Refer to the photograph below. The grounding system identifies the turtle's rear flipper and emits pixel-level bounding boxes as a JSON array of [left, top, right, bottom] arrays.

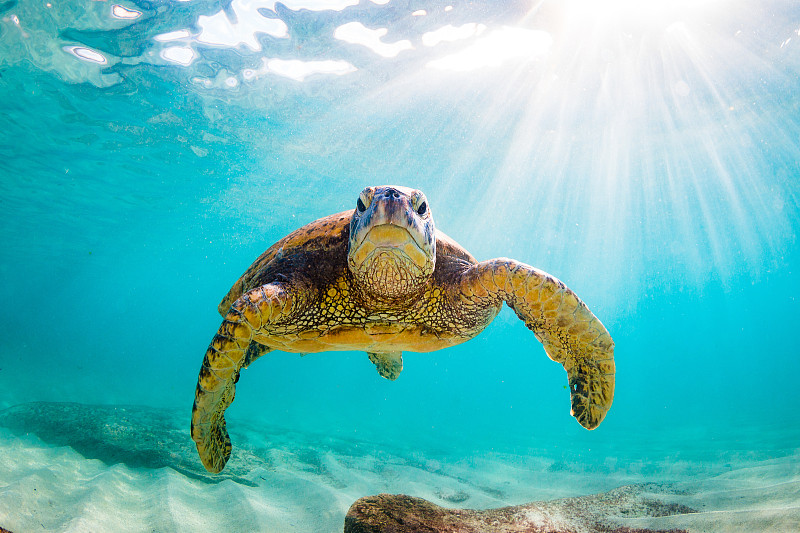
[[368, 351, 403, 380]]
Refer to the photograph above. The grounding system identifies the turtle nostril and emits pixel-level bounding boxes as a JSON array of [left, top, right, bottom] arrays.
[[384, 188, 399, 199]]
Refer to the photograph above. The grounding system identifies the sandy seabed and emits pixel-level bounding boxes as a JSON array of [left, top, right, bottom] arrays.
[[0, 402, 797, 533]]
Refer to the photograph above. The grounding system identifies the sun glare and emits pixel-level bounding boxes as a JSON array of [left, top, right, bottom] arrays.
[[427, 26, 551, 71], [562, 0, 732, 26], [412, 0, 793, 299]]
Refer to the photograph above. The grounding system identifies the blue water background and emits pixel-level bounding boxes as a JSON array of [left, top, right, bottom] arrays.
[[1, 0, 798, 465]]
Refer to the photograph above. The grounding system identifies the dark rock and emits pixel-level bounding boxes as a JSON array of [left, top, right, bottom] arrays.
[[345, 488, 694, 533]]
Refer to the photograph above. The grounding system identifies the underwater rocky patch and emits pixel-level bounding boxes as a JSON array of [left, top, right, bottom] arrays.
[[0, 402, 262, 486], [0, 401, 523, 498], [345, 487, 695, 533]]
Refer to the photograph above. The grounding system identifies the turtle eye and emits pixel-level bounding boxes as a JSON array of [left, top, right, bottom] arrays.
[[417, 201, 427, 216], [356, 197, 367, 212]]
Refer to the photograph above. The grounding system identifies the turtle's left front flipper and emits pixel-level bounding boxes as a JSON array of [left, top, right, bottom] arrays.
[[461, 259, 615, 429]]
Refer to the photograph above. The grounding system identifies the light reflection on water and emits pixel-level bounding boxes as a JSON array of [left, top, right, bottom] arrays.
[[1, 1, 797, 286], [110, 4, 142, 21], [63, 45, 108, 64]]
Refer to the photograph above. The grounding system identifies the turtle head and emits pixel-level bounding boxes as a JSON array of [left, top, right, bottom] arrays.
[[348, 185, 436, 299]]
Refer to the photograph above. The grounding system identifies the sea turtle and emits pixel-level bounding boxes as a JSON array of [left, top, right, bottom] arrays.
[[191, 185, 615, 473]]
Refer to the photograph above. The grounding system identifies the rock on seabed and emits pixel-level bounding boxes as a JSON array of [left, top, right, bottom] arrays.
[[344, 491, 692, 533]]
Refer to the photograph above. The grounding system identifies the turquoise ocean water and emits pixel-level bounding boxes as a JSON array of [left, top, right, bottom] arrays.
[[1, 0, 799, 530]]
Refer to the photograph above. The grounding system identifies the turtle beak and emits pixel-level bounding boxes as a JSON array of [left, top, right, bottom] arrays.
[[354, 187, 430, 251]]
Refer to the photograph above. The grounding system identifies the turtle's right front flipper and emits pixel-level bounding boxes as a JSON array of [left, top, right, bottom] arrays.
[[191, 284, 290, 473], [459, 259, 615, 431]]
